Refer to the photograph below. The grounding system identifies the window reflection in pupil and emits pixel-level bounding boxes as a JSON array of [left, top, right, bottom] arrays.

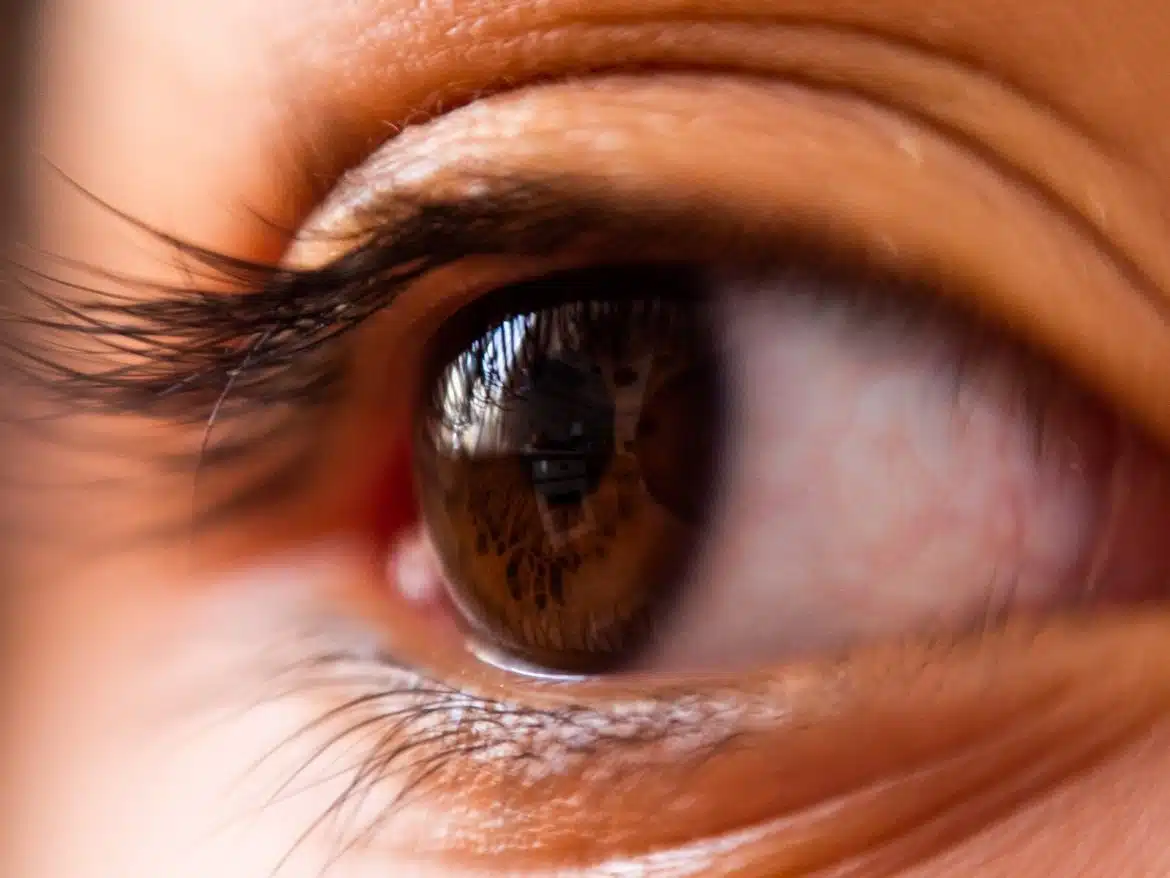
[[520, 353, 616, 507]]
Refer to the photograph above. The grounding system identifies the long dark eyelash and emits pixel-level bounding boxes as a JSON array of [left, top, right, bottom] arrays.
[[1, 180, 643, 531], [4, 183, 626, 423], [1, 174, 912, 535], [5, 177, 893, 428]]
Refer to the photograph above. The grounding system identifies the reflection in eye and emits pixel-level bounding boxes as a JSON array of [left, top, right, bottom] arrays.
[[417, 264, 723, 672], [412, 259, 1170, 675]]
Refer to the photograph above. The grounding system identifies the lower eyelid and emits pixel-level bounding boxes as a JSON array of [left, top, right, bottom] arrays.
[[62, 547, 1163, 875], [267, 584, 1170, 872]]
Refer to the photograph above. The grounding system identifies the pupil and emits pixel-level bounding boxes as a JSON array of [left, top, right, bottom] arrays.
[[516, 353, 616, 506]]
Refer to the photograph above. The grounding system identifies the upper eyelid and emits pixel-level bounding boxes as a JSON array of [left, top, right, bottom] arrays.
[[12, 154, 1170, 538], [5, 177, 920, 425], [256, 13, 1170, 348], [3, 174, 1012, 538]]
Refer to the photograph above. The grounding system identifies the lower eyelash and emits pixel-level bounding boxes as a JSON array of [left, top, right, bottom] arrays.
[[238, 613, 747, 867]]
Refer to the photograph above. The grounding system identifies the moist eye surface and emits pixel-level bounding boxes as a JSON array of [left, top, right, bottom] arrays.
[[410, 254, 1170, 677], [416, 263, 724, 672]]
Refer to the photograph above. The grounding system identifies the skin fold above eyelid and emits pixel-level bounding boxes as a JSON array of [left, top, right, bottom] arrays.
[[257, 1, 1170, 268], [286, 74, 1170, 455], [43, 0, 1170, 303]]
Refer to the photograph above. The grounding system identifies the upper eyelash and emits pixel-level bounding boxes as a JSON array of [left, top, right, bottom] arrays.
[[0, 179, 682, 532], [3, 183, 629, 425], [4, 176, 905, 429], [0, 175, 923, 533]]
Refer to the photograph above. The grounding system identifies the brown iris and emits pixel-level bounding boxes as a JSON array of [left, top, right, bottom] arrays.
[[414, 264, 723, 672]]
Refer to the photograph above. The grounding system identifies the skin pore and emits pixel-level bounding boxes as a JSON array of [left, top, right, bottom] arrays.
[[11, 0, 1170, 875]]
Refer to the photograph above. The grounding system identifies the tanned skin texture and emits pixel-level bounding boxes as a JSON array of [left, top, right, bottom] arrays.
[[10, 1, 1170, 876]]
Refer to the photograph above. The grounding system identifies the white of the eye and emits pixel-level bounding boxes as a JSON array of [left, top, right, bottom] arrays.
[[642, 273, 1170, 671]]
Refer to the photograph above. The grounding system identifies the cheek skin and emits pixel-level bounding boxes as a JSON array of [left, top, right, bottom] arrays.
[[15, 0, 1170, 876]]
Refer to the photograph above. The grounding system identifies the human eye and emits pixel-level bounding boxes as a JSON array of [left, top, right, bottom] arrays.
[[412, 254, 1167, 676], [13, 7, 1170, 878]]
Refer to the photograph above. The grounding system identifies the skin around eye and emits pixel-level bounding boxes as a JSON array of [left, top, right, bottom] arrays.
[[16, 1, 1170, 877]]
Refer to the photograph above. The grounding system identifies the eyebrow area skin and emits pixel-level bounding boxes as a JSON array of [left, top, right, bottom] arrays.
[[10, 0, 1170, 876]]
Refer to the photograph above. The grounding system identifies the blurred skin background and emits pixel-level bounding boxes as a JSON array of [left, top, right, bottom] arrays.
[[0, 3, 21, 235], [12, 1, 1170, 876], [1, 0, 32, 843]]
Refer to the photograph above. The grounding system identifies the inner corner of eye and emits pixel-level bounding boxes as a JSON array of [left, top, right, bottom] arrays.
[[373, 440, 423, 572], [372, 259, 1170, 677]]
